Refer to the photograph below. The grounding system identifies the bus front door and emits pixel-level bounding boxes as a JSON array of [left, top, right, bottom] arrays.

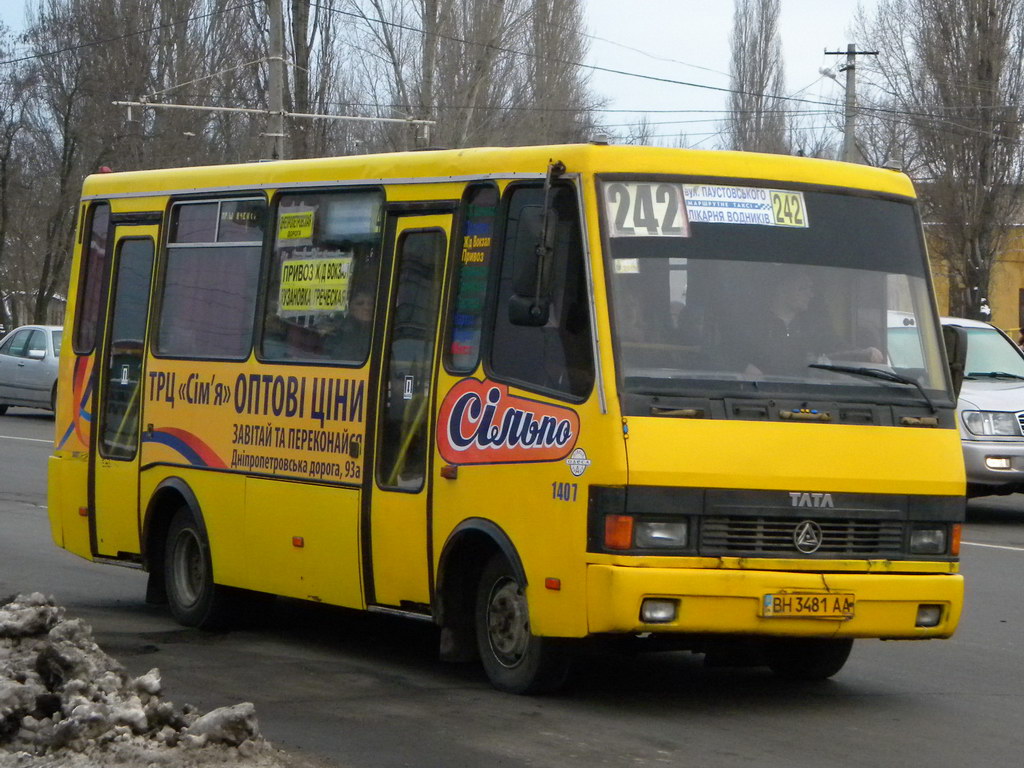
[[90, 225, 156, 558], [367, 214, 451, 609]]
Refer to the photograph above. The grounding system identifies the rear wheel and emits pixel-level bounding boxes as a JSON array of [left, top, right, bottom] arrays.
[[49, 384, 57, 413], [0, 404, 7, 416], [163, 507, 234, 628], [474, 554, 570, 694], [763, 637, 853, 681]]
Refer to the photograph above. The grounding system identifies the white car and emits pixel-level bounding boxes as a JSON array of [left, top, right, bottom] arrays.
[[941, 317, 1024, 497], [0, 325, 63, 414]]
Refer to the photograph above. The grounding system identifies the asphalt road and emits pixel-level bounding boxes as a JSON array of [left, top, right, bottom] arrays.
[[2, 407, 1024, 768]]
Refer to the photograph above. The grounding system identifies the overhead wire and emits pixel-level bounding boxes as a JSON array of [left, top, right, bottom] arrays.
[[0, 1, 258, 67], [2, 1, 1021, 145]]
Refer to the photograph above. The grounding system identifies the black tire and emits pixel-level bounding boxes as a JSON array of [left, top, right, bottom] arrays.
[[49, 384, 57, 414], [0, 404, 7, 416], [163, 506, 234, 629], [474, 553, 571, 694], [763, 637, 853, 681]]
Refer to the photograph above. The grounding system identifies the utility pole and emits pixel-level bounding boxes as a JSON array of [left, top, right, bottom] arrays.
[[825, 44, 878, 163], [267, 0, 286, 160]]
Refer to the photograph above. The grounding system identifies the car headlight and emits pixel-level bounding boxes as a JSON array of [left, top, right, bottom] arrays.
[[962, 410, 1020, 436]]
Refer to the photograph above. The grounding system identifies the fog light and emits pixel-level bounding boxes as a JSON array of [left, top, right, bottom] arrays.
[[910, 527, 946, 554], [985, 456, 1012, 470], [916, 604, 943, 627], [640, 598, 678, 624]]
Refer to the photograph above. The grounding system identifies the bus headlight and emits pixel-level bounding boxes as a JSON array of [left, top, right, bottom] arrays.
[[962, 410, 1020, 436], [910, 527, 946, 555], [634, 520, 688, 549]]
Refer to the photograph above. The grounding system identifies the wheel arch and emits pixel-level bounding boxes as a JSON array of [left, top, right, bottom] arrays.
[[140, 477, 208, 606], [141, 476, 208, 568], [433, 518, 526, 660]]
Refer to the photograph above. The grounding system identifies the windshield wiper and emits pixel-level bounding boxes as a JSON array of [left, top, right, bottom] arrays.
[[808, 363, 936, 413], [965, 371, 1024, 381]]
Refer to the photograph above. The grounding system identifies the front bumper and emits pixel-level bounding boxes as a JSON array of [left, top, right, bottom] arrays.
[[587, 564, 962, 639], [962, 438, 1024, 491]]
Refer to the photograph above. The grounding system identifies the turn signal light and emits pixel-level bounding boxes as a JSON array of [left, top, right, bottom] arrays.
[[292, 536, 305, 548], [604, 515, 634, 550], [951, 523, 962, 556]]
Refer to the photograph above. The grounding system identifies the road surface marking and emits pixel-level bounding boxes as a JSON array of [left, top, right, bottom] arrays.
[[962, 541, 1024, 552], [0, 434, 51, 444]]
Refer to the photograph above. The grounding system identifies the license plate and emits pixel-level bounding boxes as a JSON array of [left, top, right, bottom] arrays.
[[762, 592, 855, 619]]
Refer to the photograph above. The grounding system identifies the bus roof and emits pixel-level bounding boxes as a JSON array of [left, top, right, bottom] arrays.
[[80, 143, 916, 200]]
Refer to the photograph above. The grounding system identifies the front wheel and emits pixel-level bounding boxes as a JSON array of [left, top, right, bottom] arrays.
[[763, 637, 853, 681], [163, 507, 234, 628], [474, 554, 571, 694]]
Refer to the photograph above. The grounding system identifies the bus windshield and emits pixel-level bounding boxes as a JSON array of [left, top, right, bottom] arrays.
[[601, 180, 949, 400]]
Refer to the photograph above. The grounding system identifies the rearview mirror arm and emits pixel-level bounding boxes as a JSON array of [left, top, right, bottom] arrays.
[[529, 160, 566, 321]]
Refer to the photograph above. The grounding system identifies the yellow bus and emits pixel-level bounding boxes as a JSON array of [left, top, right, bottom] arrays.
[[49, 144, 967, 693]]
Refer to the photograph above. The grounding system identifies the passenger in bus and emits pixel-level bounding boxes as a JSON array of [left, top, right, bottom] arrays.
[[326, 289, 375, 361], [742, 273, 883, 378]]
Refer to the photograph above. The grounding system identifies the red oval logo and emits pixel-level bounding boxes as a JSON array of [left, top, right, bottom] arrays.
[[437, 379, 579, 466]]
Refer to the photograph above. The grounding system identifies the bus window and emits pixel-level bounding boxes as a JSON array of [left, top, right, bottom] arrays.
[[72, 202, 110, 354], [156, 198, 266, 359], [99, 238, 153, 459], [489, 185, 594, 399], [260, 190, 384, 363], [378, 229, 446, 491], [446, 183, 498, 373], [604, 186, 946, 397]]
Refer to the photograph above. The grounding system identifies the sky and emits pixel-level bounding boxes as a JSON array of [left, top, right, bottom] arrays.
[[582, 0, 877, 146], [0, 0, 876, 149]]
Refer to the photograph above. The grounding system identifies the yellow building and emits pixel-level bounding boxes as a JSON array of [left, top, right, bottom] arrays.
[[929, 227, 1024, 337]]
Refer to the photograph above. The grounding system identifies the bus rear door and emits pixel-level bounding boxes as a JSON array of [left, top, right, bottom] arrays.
[[90, 222, 157, 558]]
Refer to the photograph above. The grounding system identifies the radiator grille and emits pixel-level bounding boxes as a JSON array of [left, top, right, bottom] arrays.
[[699, 517, 905, 556]]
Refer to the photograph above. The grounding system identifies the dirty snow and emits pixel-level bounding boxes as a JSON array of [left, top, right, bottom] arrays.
[[0, 593, 325, 767]]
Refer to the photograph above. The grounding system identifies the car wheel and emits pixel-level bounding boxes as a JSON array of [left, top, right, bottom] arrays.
[[163, 506, 234, 629], [50, 384, 57, 413], [763, 637, 853, 681], [474, 553, 571, 694], [0, 404, 7, 416]]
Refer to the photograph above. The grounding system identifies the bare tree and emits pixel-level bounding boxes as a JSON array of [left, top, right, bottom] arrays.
[[725, 0, 789, 154], [343, 0, 598, 151], [0, 23, 33, 329], [857, 0, 1024, 318]]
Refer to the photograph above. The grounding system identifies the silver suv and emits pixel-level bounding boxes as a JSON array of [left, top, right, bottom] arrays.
[[941, 317, 1024, 497]]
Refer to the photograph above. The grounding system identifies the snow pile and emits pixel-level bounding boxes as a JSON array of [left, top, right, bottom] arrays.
[[0, 593, 297, 767]]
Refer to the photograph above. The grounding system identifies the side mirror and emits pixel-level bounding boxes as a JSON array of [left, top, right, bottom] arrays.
[[942, 324, 967, 399], [27, 349, 46, 360]]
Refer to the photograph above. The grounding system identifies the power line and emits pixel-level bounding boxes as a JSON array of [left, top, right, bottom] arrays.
[[5, 0, 1022, 144], [311, 2, 848, 111], [582, 32, 731, 80], [0, 1, 258, 66]]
